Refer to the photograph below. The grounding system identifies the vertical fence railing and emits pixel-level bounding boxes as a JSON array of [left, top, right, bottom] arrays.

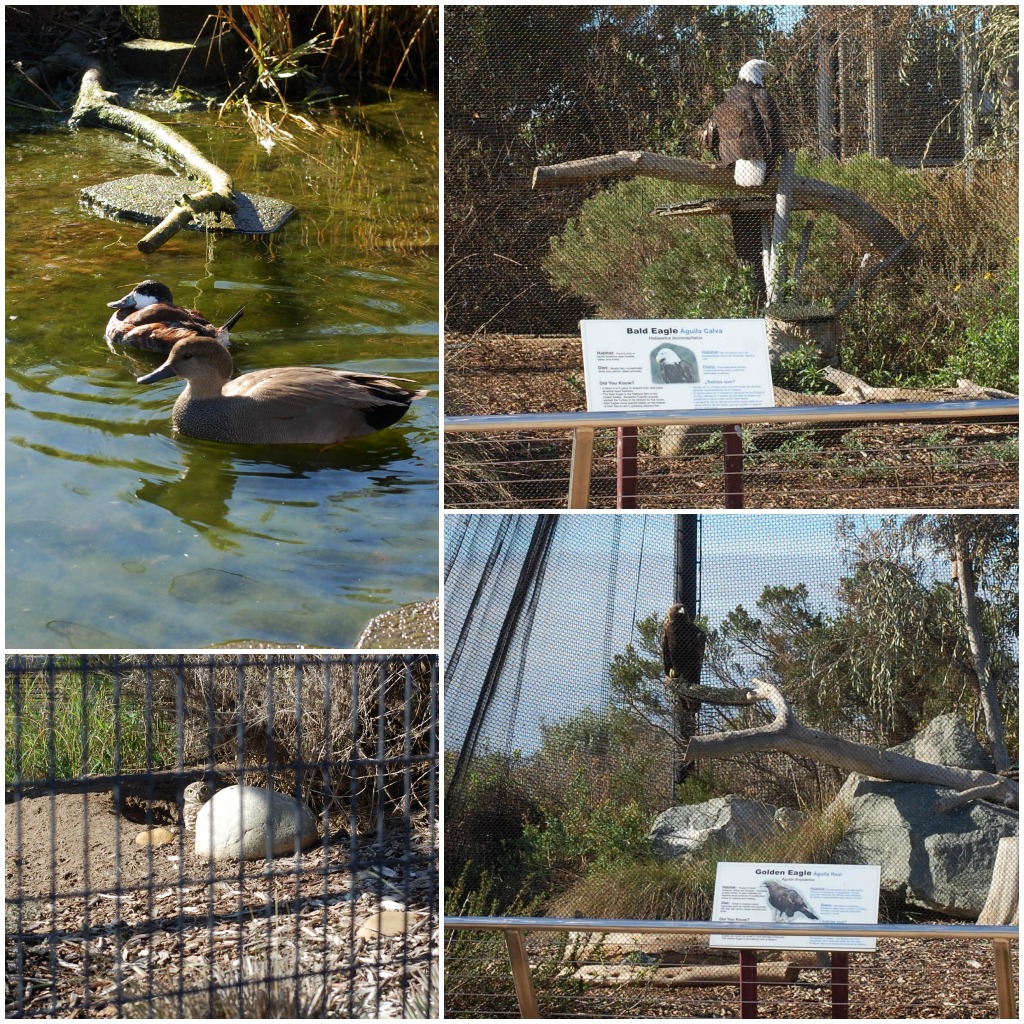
[[4, 654, 439, 1019]]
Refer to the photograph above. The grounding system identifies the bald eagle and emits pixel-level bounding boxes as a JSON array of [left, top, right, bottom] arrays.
[[660, 604, 707, 785], [654, 347, 696, 384], [701, 59, 786, 309]]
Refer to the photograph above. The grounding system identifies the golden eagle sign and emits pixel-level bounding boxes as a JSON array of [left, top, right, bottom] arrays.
[[711, 861, 881, 951]]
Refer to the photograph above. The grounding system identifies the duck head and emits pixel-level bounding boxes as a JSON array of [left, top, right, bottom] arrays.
[[108, 280, 175, 312], [137, 337, 234, 397]]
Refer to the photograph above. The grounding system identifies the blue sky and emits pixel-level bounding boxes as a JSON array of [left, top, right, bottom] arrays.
[[444, 512, 896, 755]]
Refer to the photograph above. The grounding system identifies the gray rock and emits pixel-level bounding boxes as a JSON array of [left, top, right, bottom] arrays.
[[649, 795, 781, 860], [194, 785, 318, 862], [889, 713, 995, 771], [832, 776, 1017, 919]]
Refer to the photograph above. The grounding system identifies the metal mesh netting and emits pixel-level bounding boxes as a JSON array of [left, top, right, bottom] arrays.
[[5, 654, 438, 1019], [443, 513, 1019, 1017], [443, 5, 1019, 510]]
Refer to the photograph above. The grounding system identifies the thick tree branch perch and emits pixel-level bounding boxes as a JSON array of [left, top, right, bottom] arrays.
[[532, 150, 914, 261], [685, 678, 1018, 810], [70, 66, 236, 253]]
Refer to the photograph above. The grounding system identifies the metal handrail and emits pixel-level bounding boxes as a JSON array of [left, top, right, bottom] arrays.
[[445, 915, 1019, 1019], [445, 399, 1019, 509], [444, 398, 1019, 433]]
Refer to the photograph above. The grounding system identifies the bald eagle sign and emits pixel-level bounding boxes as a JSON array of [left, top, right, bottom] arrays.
[[580, 318, 774, 413], [711, 862, 881, 951]]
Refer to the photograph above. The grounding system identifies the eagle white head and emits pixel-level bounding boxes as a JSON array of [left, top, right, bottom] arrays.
[[738, 59, 775, 87]]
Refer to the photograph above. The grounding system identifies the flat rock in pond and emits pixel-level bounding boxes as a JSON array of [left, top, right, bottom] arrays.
[[80, 173, 295, 234]]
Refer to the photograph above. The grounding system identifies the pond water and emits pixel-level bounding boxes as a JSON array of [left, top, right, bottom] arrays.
[[6, 91, 439, 650]]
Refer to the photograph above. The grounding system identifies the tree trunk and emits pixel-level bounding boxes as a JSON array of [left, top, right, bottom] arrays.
[[951, 526, 1010, 771], [683, 679, 1018, 810]]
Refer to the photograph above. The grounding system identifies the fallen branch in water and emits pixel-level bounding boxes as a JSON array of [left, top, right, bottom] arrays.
[[70, 63, 236, 253]]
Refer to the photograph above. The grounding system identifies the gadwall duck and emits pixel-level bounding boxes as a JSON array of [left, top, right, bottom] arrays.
[[105, 280, 244, 353], [137, 337, 428, 445]]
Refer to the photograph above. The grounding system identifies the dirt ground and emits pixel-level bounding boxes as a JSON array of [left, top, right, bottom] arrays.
[[447, 930, 1019, 1019], [444, 334, 1019, 510], [6, 791, 437, 1018]]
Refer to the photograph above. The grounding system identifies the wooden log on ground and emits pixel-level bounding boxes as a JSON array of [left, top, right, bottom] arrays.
[[573, 961, 802, 987], [69, 65, 236, 253]]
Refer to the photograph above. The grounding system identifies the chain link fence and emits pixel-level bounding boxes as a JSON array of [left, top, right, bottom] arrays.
[[443, 513, 1018, 1018], [5, 654, 438, 1019], [444, 5, 1018, 509]]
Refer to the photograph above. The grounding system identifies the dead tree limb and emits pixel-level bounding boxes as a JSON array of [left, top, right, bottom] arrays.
[[532, 151, 914, 261], [70, 65, 236, 254], [685, 678, 1018, 810]]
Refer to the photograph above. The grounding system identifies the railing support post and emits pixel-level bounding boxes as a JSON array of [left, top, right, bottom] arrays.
[[723, 424, 745, 508], [739, 949, 758, 1017], [568, 427, 595, 509], [993, 938, 1014, 1018], [831, 951, 850, 1017], [616, 426, 638, 508], [504, 929, 539, 1018]]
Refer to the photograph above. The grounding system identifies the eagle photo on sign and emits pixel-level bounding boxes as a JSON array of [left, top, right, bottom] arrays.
[[650, 345, 699, 385], [763, 878, 819, 922]]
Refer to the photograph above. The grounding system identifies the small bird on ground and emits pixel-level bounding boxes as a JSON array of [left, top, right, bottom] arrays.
[[763, 878, 819, 921], [136, 337, 428, 445], [182, 781, 212, 832], [105, 279, 245, 353]]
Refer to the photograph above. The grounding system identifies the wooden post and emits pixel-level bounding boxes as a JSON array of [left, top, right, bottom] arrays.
[[504, 930, 539, 1018], [766, 151, 796, 306], [616, 427, 638, 508], [739, 949, 758, 1017], [723, 425, 744, 508], [568, 427, 595, 509], [831, 952, 850, 1017]]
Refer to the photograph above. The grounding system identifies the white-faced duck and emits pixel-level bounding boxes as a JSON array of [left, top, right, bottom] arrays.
[[105, 280, 244, 353], [137, 337, 428, 445]]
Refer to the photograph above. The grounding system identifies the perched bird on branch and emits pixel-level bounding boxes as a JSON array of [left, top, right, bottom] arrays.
[[660, 604, 707, 785], [763, 878, 819, 921], [700, 59, 786, 309]]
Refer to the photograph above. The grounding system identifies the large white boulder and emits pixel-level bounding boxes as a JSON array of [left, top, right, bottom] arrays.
[[194, 785, 318, 862], [648, 795, 782, 860]]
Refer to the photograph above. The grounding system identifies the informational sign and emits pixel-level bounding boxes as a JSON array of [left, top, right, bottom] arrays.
[[710, 862, 881, 951], [579, 319, 775, 412]]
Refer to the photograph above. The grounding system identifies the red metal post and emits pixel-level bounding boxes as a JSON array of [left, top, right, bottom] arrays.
[[616, 426, 638, 509], [739, 949, 758, 1017], [831, 951, 850, 1017], [723, 424, 744, 508]]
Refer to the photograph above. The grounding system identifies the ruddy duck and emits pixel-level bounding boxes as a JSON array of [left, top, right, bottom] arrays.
[[105, 280, 245, 353], [136, 337, 428, 445]]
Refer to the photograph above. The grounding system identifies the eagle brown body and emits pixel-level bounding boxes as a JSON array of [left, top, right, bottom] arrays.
[[763, 879, 819, 921], [660, 604, 707, 785], [701, 59, 786, 307]]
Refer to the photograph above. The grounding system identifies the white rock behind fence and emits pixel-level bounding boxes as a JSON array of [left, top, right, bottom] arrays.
[[194, 785, 318, 862]]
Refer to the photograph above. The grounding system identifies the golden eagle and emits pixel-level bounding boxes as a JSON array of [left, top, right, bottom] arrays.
[[660, 604, 707, 784], [763, 879, 819, 921], [700, 59, 786, 308]]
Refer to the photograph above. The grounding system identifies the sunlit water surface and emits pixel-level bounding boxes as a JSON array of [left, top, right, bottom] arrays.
[[6, 93, 438, 649]]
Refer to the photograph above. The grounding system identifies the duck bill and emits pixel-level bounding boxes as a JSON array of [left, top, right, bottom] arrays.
[[107, 291, 136, 309], [137, 364, 177, 384]]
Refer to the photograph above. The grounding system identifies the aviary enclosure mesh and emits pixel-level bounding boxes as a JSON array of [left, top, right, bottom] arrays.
[[4, 654, 438, 1019], [443, 4, 1018, 511], [443, 513, 1018, 1017]]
